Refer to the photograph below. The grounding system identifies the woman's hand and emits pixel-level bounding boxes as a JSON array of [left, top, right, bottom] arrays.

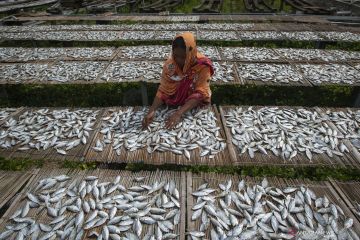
[[165, 111, 182, 129], [142, 110, 155, 129]]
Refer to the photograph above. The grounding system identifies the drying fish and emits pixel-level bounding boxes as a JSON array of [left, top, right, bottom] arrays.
[[319, 31, 360, 42], [298, 64, 360, 85], [282, 31, 323, 41], [198, 31, 238, 40], [221, 47, 280, 62], [0, 174, 181, 239], [238, 31, 285, 40], [275, 48, 337, 62], [0, 108, 16, 121], [224, 106, 347, 161], [0, 63, 48, 83], [190, 178, 357, 239], [91, 106, 226, 159], [238, 63, 304, 84], [44, 61, 107, 82], [0, 108, 98, 154], [102, 61, 163, 82]]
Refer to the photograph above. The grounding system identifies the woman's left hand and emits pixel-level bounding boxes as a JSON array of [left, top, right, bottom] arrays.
[[165, 112, 182, 129]]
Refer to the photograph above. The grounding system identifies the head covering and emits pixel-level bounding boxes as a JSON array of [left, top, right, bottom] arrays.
[[156, 32, 214, 106]]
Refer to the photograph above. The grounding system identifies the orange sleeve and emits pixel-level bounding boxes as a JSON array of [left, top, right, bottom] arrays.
[[156, 60, 177, 100], [192, 66, 212, 103]]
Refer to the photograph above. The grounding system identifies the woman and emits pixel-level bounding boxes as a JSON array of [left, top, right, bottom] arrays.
[[142, 32, 214, 129]]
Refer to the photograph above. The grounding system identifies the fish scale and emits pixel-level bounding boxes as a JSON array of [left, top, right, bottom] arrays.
[[191, 178, 356, 239], [0, 174, 180, 239]]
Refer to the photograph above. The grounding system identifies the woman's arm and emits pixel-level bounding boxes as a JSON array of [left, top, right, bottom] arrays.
[[165, 98, 201, 129], [142, 95, 163, 129]]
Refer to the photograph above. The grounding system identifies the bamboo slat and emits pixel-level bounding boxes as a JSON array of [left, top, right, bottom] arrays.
[[219, 105, 358, 168]]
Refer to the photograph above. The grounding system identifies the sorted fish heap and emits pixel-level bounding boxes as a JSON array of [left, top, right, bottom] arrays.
[[0, 63, 49, 83], [274, 49, 338, 62], [237, 64, 303, 84], [119, 31, 156, 40], [212, 62, 235, 83], [238, 31, 284, 40], [92, 107, 226, 159], [0, 108, 16, 121], [190, 178, 357, 239], [198, 31, 238, 40], [101, 61, 163, 82], [0, 47, 63, 62], [298, 64, 360, 85], [0, 174, 181, 239], [320, 31, 360, 42], [224, 106, 349, 161], [119, 46, 170, 60], [44, 61, 107, 82], [322, 109, 360, 152], [155, 31, 197, 40], [0, 108, 99, 155], [220, 47, 281, 62], [198, 23, 254, 31], [281, 31, 323, 41]]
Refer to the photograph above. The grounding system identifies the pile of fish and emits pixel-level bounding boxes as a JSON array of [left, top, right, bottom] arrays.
[[155, 31, 197, 40], [237, 64, 303, 84], [190, 178, 357, 239], [119, 46, 171, 60], [238, 31, 285, 40], [322, 109, 360, 152], [0, 174, 181, 239], [119, 31, 156, 41], [44, 61, 107, 82], [0, 47, 115, 62], [92, 107, 226, 159], [198, 31, 238, 40], [0, 48, 62, 62], [198, 23, 254, 31], [124, 23, 197, 31], [221, 47, 280, 62], [101, 61, 163, 82], [281, 31, 323, 41], [224, 106, 349, 161], [0, 31, 121, 41], [320, 31, 360, 42], [327, 50, 360, 62], [0, 109, 99, 155], [0, 63, 49, 83], [212, 62, 235, 83], [275, 49, 337, 62], [118, 46, 220, 61], [0, 108, 16, 122], [298, 64, 360, 85]]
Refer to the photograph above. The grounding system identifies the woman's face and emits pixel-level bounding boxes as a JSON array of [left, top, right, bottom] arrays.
[[173, 47, 186, 70]]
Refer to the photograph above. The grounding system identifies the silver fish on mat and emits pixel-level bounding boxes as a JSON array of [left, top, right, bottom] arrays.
[[101, 61, 163, 82], [190, 178, 357, 240], [0, 108, 16, 121], [212, 62, 235, 83], [281, 31, 323, 41], [221, 47, 280, 62], [0, 63, 48, 83], [0, 109, 99, 155], [0, 174, 181, 239], [44, 61, 107, 82], [237, 63, 303, 84], [224, 106, 348, 161], [298, 64, 360, 85], [238, 31, 285, 40], [198, 31, 238, 41], [93, 107, 226, 159], [319, 31, 360, 42]]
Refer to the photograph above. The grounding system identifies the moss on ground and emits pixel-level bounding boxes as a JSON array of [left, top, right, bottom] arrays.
[[0, 157, 43, 171]]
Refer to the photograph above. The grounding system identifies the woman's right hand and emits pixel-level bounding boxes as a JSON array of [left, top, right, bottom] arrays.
[[142, 110, 155, 129]]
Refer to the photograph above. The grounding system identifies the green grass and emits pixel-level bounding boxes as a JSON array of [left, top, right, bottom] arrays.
[[0, 157, 43, 171], [173, 0, 200, 13], [221, 0, 246, 13]]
